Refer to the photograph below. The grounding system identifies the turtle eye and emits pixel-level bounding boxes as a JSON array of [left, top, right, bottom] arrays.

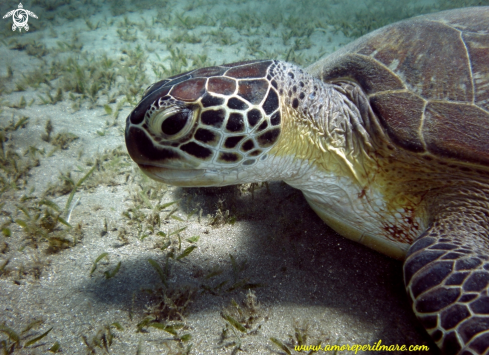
[[148, 106, 196, 140]]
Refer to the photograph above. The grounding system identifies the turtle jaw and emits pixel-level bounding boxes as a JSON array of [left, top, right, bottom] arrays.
[[138, 164, 230, 187], [137, 158, 283, 187]]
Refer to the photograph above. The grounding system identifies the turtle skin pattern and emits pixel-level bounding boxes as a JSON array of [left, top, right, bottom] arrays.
[[126, 60, 282, 168], [405, 184, 489, 355]]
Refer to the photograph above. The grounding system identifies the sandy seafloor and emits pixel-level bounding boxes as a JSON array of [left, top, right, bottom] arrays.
[[0, 0, 485, 354]]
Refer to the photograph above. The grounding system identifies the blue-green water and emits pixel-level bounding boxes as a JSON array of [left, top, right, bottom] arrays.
[[0, 0, 487, 353]]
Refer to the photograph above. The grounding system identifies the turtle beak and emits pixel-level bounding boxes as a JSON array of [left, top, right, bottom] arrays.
[[139, 164, 249, 187], [137, 164, 220, 187], [125, 124, 152, 166], [125, 122, 217, 187], [125, 124, 194, 169]]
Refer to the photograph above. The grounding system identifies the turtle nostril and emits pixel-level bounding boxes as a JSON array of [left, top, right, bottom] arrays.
[[161, 112, 189, 136]]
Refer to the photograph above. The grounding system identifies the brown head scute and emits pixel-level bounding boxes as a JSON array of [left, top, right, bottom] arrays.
[[201, 93, 224, 107], [225, 60, 272, 78], [208, 77, 236, 95], [170, 78, 206, 101], [125, 60, 282, 170], [238, 79, 269, 104], [226, 113, 245, 132]]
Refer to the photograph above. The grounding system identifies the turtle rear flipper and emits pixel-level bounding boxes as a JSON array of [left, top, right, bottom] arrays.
[[404, 199, 489, 354]]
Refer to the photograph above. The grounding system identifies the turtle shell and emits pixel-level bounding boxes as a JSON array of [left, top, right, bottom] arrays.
[[307, 7, 489, 167]]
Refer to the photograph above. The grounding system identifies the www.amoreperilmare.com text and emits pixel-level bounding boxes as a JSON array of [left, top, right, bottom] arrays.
[[294, 340, 429, 353]]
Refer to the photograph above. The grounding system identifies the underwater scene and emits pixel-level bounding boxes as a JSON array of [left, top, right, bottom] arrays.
[[1, 0, 488, 353]]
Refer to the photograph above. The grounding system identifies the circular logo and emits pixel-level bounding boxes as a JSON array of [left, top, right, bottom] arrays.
[[12, 9, 28, 27]]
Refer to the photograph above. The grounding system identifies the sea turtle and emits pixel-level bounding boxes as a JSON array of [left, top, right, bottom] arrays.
[[125, 7, 489, 354]]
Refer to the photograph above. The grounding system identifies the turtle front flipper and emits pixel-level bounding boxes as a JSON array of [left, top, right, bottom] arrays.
[[404, 197, 489, 354]]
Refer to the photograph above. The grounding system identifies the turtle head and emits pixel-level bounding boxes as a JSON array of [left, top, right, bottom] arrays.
[[125, 60, 283, 187]]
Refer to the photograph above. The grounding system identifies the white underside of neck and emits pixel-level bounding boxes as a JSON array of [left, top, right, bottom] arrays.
[[282, 158, 426, 260]]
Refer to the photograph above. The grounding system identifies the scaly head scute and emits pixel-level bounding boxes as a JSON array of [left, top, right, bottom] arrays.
[[125, 60, 285, 186]]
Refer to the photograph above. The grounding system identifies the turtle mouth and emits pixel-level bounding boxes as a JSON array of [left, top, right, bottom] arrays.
[[138, 164, 217, 187]]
